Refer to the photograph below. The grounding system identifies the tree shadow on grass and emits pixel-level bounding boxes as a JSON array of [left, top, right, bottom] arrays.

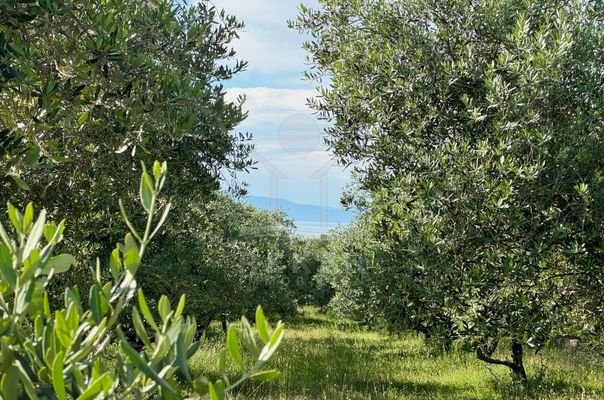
[[490, 375, 604, 399], [240, 374, 483, 400], [237, 335, 475, 399], [343, 378, 486, 400], [290, 335, 420, 362], [231, 316, 604, 400], [287, 313, 336, 328], [287, 311, 366, 331]]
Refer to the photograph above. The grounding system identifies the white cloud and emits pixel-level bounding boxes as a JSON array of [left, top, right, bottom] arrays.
[[225, 87, 349, 181], [204, 0, 321, 73], [235, 26, 307, 73], [226, 88, 325, 159], [226, 87, 317, 124], [215, 0, 318, 27], [227, 87, 314, 111], [253, 143, 349, 181], [198, 2, 352, 208]]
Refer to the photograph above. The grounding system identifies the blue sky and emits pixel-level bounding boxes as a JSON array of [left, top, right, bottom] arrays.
[[215, 0, 352, 209]]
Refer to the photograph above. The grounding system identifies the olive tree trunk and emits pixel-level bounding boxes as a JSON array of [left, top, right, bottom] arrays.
[[476, 338, 527, 384]]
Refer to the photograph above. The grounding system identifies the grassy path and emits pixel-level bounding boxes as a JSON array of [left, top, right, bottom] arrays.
[[190, 308, 604, 399]]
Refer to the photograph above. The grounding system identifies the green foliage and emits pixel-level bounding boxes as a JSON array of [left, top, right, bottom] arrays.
[[0, 0, 252, 257], [293, 0, 604, 381], [315, 220, 379, 325], [0, 162, 283, 399], [289, 237, 333, 307], [140, 194, 298, 329]]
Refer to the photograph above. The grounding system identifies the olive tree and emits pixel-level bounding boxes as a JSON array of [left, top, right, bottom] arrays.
[[316, 220, 381, 327], [293, 0, 604, 382], [140, 195, 298, 331], [0, 0, 253, 256], [289, 237, 333, 308]]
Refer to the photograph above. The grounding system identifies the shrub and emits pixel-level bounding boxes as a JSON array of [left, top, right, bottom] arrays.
[[0, 162, 284, 399]]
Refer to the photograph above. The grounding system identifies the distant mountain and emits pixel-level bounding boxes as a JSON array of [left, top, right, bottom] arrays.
[[243, 196, 355, 236]]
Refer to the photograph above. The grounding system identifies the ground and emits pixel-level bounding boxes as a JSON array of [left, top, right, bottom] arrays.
[[189, 308, 604, 399]]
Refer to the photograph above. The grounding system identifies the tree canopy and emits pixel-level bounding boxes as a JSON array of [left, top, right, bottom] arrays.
[[293, 0, 604, 382], [141, 194, 300, 329], [0, 0, 253, 252]]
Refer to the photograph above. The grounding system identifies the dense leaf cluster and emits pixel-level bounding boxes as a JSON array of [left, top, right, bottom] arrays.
[[141, 195, 300, 329], [294, 0, 604, 382], [0, 163, 284, 399], [0, 0, 252, 255]]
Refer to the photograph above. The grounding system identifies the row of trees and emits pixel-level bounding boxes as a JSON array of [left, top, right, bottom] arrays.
[[293, 0, 604, 383], [0, 1, 299, 397], [6, 0, 604, 392], [0, 0, 296, 322], [141, 195, 318, 330]]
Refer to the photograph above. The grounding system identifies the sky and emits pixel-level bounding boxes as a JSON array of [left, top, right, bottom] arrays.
[[212, 0, 352, 209]]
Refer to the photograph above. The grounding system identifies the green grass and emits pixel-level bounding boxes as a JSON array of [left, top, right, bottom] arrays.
[[189, 307, 604, 399]]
